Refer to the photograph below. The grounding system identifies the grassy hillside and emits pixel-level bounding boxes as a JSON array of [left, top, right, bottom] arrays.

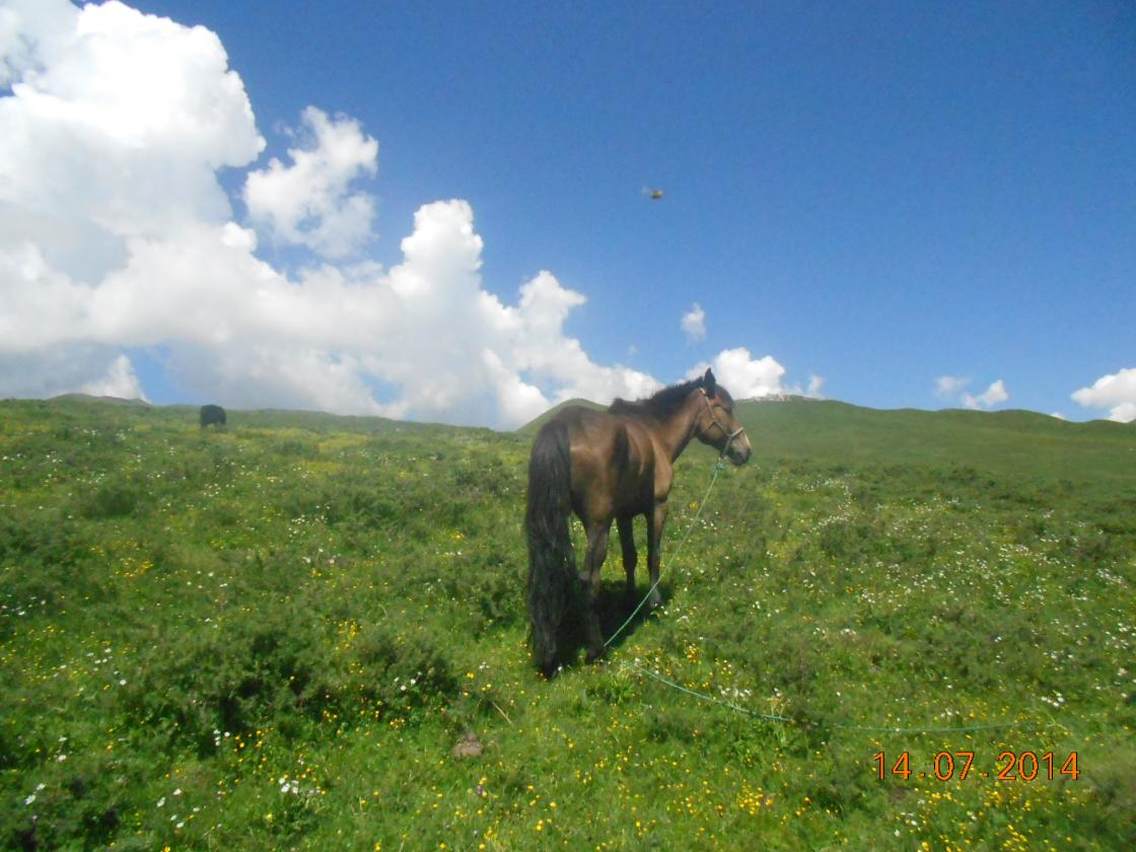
[[2, 397, 1134, 849], [737, 399, 1134, 489]]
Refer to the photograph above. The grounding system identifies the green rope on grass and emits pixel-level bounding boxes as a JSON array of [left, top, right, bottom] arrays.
[[622, 659, 793, 723], [626, 660, 1061, 735]]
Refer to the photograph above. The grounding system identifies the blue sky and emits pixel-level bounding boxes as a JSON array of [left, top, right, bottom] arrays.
[[2, 1, 1133, 424]]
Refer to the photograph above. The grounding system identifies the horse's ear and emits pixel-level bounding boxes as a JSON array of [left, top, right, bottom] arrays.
[[703, 368, 716, 395]]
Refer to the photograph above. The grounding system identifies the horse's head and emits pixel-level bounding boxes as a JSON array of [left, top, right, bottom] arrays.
[[692, 368, 751, 465]]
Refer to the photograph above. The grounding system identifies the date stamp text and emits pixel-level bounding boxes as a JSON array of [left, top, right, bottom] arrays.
[[872, 751, 1080, 782]]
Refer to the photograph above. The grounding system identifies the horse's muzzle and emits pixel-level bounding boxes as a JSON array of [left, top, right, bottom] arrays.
[[727, 434, 752, 465]]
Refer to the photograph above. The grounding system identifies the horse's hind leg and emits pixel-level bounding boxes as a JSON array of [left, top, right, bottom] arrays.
[[645, 502, 669, 608], [617, 516, 637, 606], [582, 519, 612, 662]]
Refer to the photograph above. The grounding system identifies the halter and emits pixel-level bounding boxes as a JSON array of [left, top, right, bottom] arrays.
[[700, 389, 745, 457]]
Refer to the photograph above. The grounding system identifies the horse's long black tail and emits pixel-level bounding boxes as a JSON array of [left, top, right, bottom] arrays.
[[526, 419, 576, 678]]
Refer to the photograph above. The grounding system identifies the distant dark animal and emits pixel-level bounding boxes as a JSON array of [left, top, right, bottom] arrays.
[[199, 404, 226, 429], [526, 368, 751, 677]]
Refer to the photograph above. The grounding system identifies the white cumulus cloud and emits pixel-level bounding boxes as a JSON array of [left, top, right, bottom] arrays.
[[79, 353, 147, 400], [0, 2, 804, 428], [962, 379, 1009, 410], [244, 107, 378, 259], [0, 0, 77, 86], [935, 375, 1008, 410], [1071, 367, 1136, 423], [681, 303, 706, 342], [686, 347, 788, 399], [0, 344, 142, 400], [935, 375, 969, 398], [0, 0, 263, 283]]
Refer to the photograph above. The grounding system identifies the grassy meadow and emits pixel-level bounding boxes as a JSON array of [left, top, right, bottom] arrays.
[[1, 396, 1134, 849]]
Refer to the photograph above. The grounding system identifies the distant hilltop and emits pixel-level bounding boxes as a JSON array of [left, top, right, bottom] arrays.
[[49, 393, 150, 407]]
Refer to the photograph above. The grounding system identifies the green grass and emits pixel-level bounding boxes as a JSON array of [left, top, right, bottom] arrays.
[[1, 396, 1133, 849], [738, 399, 1135, 491]]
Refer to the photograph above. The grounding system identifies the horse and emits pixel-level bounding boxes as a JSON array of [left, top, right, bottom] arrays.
[[199, 404, 227, 429], [525, 367, 751, 677]]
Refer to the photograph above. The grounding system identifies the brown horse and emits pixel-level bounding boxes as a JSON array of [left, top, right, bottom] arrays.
[[525, 368, 752, 677]]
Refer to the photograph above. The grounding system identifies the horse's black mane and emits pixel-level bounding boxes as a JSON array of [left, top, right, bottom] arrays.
[[609, 376, 734, 421]]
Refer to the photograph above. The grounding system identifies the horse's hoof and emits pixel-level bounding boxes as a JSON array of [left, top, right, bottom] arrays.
[[540, 655, 560, 679]]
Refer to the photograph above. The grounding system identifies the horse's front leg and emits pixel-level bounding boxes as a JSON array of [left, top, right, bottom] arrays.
[[617, 515, 637, 607], [645, 501, 668, 608], [582, 519, 612, 662]]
